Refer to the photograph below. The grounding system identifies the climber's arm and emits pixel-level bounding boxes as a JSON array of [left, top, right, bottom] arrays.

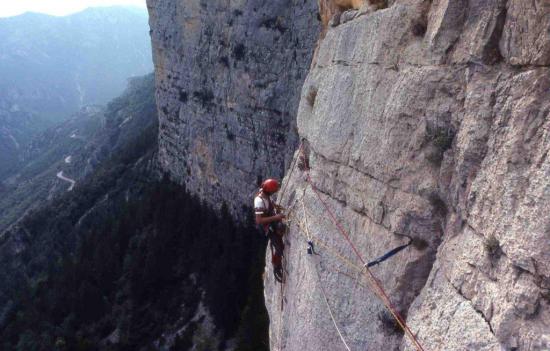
[[255, 213, 285, 225]]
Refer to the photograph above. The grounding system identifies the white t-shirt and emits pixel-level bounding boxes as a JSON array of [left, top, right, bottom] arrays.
[[254, 194, 270, 215]]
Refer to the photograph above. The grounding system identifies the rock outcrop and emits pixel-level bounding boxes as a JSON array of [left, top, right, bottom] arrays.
[[147, 0, 321, 218], [265, 1, 550, 350], [318, 0, 388, 31]]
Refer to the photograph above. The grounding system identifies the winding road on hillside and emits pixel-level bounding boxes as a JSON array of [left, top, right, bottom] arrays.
[[56, 171, 76, 191]]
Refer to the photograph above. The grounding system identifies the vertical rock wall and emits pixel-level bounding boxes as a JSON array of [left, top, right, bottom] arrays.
[[267, 1, 550, 350], [147, 0, 550, 349], [146, 0, 320, 217]]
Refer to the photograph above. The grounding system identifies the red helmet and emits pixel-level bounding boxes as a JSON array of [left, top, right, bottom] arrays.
[[261, 178, 280, 193]]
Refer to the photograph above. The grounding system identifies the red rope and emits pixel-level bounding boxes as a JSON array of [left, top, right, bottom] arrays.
[[302, 157, 426, 351]]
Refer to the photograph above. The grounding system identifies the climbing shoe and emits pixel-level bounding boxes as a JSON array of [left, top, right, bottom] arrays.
[[274, 265, 284, 283]]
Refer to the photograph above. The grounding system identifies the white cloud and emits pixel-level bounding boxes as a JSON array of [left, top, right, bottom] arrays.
[[0, 0, 147, 18]]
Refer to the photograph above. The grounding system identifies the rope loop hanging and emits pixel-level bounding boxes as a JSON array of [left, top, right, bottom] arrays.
[[276, 141, 427, 351], [312, 255, 353, 351]]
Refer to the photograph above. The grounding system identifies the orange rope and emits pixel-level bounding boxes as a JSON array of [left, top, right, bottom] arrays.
[[292, 209, 416, 350], [288, 142, 425, 351], [305, 177, 425, 351]]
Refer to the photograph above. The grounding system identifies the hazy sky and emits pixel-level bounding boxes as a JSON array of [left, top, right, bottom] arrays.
[[0, 0, 147, 18]]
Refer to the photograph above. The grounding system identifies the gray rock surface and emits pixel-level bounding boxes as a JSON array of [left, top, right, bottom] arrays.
[[265, 1, 550, 350], [146, 0, 321, 219], [147, 0, 550, 349]]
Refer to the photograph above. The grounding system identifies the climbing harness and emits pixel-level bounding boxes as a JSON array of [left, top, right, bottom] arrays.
[[276, 141, 426, 351]]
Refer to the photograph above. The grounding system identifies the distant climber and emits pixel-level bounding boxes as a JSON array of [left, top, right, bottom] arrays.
[[254, 178, 286, 282]]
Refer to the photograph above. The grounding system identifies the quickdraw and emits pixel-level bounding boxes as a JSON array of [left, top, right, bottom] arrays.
[[276, 140, 426, 351]]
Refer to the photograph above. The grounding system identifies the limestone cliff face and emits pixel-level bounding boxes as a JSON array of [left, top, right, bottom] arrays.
[[266, 1, 550, 350], [146, 0, 320, 217]]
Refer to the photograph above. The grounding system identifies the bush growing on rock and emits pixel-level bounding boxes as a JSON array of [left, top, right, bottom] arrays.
[[377, 309, 404, 335], [306, 87, 318, 107], [484, 234, 502, 261], [232, 43, 246, 61], [428, 192, 448, 217], [411, 20, 427, 37], [425, 124, 455, 165]]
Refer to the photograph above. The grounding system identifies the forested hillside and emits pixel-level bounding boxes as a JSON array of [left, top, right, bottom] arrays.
[[0, 75, 156, 233], [0, 75, 269, 351]]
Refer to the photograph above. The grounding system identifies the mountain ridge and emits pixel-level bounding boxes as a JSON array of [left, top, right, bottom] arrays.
[[0, 5, 153, 183], [2, 6, 148, 20]]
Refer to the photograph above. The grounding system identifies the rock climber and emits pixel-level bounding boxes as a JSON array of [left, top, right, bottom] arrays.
[[254, 178, 286, 282]]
